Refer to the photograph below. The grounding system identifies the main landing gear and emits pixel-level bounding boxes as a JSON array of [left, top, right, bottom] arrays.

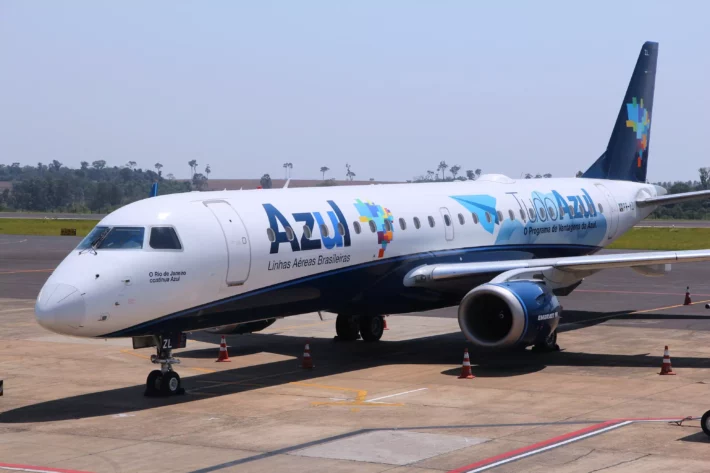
[[532, 329, 560, 353], [335, 314, 385, 342], [144, 335, 185, 397]]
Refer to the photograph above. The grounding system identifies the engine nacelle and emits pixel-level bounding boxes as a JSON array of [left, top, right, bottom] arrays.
[[458, 281, 560, 349], [204, 318, 276, 335]]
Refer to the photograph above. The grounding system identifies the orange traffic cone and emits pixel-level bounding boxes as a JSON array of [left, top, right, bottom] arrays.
[[383, 315, 389, 330], [216, 335, 231, 362], [684, 287, 691, 305], [458, 348, 475, 379], [659, 345, 675, 375], [301, 341, 314, 369]]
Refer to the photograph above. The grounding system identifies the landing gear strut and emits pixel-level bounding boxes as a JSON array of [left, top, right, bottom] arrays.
[[532, 329, 560, 353], [144, 335, 184, 397]]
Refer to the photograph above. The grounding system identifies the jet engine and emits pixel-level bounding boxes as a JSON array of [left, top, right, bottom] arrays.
[[458, 281, 560, 349], [204, 318, 276, 335]]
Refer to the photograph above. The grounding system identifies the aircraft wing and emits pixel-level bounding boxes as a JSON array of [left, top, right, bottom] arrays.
[[403, 249, 710, 287]]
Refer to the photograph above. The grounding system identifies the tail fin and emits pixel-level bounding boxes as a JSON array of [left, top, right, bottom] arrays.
[[149, 181, 158, 197], [583, 42, 658, 182]]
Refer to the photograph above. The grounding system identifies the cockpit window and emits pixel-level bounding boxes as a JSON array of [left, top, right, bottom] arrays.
[[76, 226, 110, 250], [76, 226, 145, 250], [149, 227, 182, 250]]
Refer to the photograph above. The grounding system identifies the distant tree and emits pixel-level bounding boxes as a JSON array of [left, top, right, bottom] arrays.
[[466, 170, 475, 180], [92, 160, 106, 170], [188, 160, 198, 178], [575, 170, 583, 178], [260, 173, 273, 189], [524, 173, 533, 179], [154, 162, 163, 177], [437, 161, 448, 181], [475, 169, 482, 178], [205, 164, 211, 179], [427, 170, 436, 181], [700, 168, 709, 189], [450, 165, 461, 180], [80, 161, 89, 170], [369, 177, 375, 181], [127, 161, 137, 170], [345, 163, 356, 181], [317, 178, 338, 187], [282, 162, 293, 179], [37, 162, 43, 171], [534, 174, 542, 179], [320, 166, 330, 180], [166, 173, 175, 180], [192, 173, 207, 190], [543, 173, 552, 178], [50, 160, 62, 171]]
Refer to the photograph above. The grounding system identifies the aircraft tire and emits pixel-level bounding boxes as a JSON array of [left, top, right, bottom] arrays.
[[532, 330, 559, 353], [145, 370, 162, 397], [160, 371, 181, 396], [336, 314, 360, 341], [359, 315, 384, 342], [702, 410, 710, 437]]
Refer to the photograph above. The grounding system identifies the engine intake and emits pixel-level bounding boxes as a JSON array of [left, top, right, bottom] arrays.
[[458, 281, 560, 349]]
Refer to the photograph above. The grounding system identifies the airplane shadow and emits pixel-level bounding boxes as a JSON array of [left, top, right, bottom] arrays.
[[2, 309, 710, 424]]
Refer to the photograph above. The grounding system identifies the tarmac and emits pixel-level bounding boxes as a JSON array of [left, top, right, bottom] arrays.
[[1, 235, 710, 472]]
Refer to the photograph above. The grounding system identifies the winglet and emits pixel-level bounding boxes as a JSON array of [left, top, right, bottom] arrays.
[[149, 181, 158, 197], [283, 178, 290, 189]]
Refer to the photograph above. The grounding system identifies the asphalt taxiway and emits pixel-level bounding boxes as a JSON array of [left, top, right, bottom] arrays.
[[1, 236, 710, 472]]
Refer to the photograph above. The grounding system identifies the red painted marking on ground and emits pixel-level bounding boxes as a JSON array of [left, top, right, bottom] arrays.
[[0, 463, 94, 473], [447, 417, 691, 473], [577, 289, 710, 297]]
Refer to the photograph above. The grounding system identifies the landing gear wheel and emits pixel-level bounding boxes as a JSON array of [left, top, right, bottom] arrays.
[[701, 410, 710, 437], [160, 371, 182, 396], [359, 315, 384, 342], [533, 330, 559, 353], [335, 314, 360, 341], [145, 370, 163, 397]]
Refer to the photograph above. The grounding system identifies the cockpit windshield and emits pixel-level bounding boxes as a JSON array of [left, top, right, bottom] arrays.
[[76, 226, 145, 250]]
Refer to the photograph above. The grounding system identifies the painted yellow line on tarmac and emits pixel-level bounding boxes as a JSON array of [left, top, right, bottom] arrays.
[[0, 269, 53, 275], [630, 298, 710, 314], [291, 381, 403, 407]]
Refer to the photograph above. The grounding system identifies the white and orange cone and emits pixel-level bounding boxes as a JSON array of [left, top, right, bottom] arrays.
[[301, 341, 314, 369], [458, 348, 475, 379], [216, 335, 231, 362], [659, 345, 675, 375], [383, 315, 389, 330]]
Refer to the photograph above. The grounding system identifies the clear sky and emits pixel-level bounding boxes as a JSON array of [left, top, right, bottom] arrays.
[[1, 1, 707, 182]]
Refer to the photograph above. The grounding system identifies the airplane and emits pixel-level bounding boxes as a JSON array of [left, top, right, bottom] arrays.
[[34, 41, 710, 397]]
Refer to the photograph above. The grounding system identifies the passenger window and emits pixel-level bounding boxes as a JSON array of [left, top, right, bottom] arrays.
[[458, 213, 465, 225], [303, 224, 312, 239], [369, 220, 377, 233], [548, 206, 556, 218], [569, 205, 574, 214], [598, 203, 604, 213], [413, 217, 421, 229], [266, 228, 276, 243], [485, 212, 491, 223], [320, 224, 329, 238], [353, 221, 361, 234], [507, 210, 513, 221], [285, 226, 295, 241], [337, 223, 345, 236], [519, 209, 526, 222], [472, 213, 479, 224], [97, 227, 145, 249], [428, 216, 435, 227], [540, 208, 547, 218], [528, 208, 535, 219], [384, 219, 392, 232], [559, 205, 565, 217], [497, 211, 503, 223], [150, 227, 182, 250], [399, 218, 407, 230], [443, 214, 451, 226]]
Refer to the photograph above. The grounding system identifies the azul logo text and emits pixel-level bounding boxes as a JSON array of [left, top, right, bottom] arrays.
[[263, 201, 351, 254]]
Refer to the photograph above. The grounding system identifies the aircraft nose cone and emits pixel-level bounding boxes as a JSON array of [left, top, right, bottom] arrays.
[[35, 283, 86, 334]]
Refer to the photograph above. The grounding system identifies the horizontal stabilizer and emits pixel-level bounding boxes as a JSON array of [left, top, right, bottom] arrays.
[[637, 189, 710, 207]]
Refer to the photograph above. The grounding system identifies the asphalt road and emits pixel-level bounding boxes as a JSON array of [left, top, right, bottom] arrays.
[[0, 212, 103, 220]]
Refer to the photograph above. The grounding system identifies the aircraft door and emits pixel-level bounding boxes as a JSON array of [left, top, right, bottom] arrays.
[[594, 184, 619, 239], [204, 201, 251, 286], [439, 207, 454, 241]]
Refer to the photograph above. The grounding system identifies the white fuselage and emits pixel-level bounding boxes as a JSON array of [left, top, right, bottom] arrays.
[[34, 175, 659, 338]]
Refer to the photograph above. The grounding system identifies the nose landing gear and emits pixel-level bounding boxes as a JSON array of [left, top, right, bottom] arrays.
[[144, 335, 185, 397]]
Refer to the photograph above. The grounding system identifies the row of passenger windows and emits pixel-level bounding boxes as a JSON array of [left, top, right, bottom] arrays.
[[265, 202, 605, 242]]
